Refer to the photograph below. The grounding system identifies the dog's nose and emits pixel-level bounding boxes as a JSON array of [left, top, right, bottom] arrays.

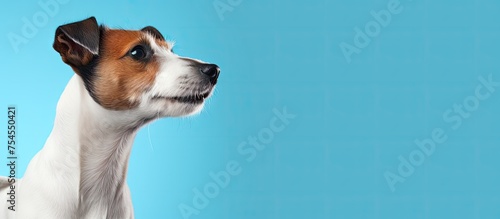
[[199, 64, 220, 84]]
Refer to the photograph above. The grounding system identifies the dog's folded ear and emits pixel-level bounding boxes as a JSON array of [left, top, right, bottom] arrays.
[[53, 17, 100, 67], [141, 26, 165, 41]]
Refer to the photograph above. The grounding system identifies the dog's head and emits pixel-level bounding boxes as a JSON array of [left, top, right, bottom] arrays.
[[53, 17, 219, 118]]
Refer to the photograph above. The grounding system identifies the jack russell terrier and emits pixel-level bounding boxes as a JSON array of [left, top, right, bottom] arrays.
[[0, 17, 220, 219]]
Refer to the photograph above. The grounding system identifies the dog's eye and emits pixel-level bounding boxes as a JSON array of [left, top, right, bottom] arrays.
[[129, 45, 147, 60]]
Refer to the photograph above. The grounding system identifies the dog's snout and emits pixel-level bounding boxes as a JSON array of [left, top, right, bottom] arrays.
[[199, 64, 220, 84]]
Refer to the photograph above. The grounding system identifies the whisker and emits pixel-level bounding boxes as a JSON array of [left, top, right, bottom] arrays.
[[147, 124, 155, 152]]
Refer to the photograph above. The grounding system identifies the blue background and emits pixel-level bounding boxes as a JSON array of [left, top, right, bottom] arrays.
[[1, 0, 500, 218]]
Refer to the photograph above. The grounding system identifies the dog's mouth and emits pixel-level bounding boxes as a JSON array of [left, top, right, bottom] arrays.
[[151, 91, 211, 104]]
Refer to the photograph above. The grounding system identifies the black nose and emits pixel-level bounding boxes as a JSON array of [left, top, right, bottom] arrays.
[[199, 64, 220, 84]]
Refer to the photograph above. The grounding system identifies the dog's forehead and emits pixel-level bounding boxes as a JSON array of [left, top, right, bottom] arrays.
[[101, 28, 171, 57]]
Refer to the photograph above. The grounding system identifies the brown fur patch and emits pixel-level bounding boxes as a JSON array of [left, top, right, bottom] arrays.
[[93, 29, 162, 110]]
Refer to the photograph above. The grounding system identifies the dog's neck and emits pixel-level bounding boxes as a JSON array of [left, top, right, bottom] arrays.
[[48, 75, 144, 218]]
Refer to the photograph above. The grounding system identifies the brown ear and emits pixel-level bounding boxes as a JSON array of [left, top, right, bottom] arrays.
[[53, 17, 100, 68]]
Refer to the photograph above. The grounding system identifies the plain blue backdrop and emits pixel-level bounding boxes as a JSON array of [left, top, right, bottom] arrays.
[[1, 0, 500, 218]]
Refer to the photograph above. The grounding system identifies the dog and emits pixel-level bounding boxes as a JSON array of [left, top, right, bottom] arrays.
[[0, 17, 220, 219]]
